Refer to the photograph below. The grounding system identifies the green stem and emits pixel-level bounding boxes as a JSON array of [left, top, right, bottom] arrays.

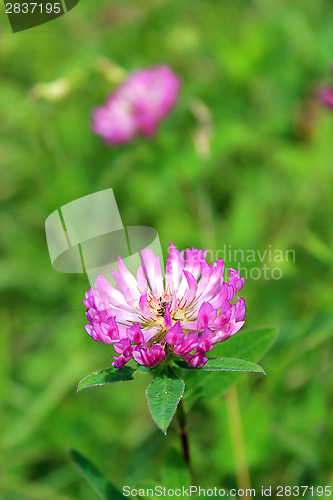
[[190, 100, 251, 492], [176, 399, 192, 476], [225, 386, 251, 496]]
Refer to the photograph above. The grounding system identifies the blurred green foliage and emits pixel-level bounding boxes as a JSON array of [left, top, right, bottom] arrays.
[[1, 0, 333, 498]]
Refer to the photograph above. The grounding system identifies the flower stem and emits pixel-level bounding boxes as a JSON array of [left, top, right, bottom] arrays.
[[176, 399, 192, 475], [225, 386, 251, 496]]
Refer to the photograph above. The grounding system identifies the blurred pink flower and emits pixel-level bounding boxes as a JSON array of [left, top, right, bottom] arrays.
[[83, 243, 246, 369], [318, 63, 333, 110], [318, 86, 333, 109], [92, 65, 181, 144]]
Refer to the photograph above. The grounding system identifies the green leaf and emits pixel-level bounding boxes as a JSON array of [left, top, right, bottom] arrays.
[[68, 448, 127, 500], [135, 364, 156, 374], [184, 326, 277, 402], [176, 357, 265, 374], [77, 366, 136, 392], [146, 366, 185, 434], [202, 357, 265, 373], [213, 326, 278, 360]]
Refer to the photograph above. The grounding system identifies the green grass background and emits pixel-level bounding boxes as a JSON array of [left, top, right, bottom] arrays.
[[1, 0, 333, 498]]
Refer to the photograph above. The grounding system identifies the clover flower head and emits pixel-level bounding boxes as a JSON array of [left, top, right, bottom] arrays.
[[83, 243, 246, 369], [92, 64, 181, 144]]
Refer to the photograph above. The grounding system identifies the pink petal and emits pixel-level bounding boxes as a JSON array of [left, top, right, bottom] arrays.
[[123, 287, 138, 309], [197, 302, 217, 330], [127, 324, 143, 344], [170, 290, 178, 315], [165, 242, 185, 293], [139, 291, 150, 317], [234, 297, 246, 322], [173, 331, 198, 356], [163, 304, 173, 328], [184, 351, 208, 368], [197, 328, 214, 352], [181, 270, 198, 306], [140, 249, 164, 298], [112, 256, 140, 298], [166, 320, 184, 345]]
